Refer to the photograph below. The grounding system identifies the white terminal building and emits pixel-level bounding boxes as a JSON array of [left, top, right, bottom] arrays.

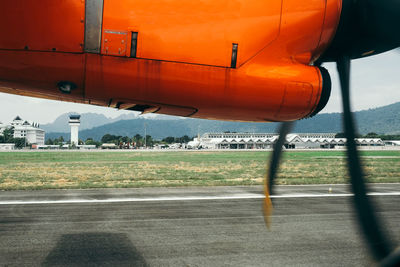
[[69, 114, 81, 146], [0, 116, 45, 145], [188, 133, 385, 149]]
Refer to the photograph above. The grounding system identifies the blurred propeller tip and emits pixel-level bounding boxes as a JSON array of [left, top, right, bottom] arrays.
[[263, 180, 273, 230]]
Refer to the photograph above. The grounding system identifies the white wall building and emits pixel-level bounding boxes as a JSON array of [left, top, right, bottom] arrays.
[[0, 144, 15, 150], [190, 133, 384, 149], [69, 115, 81, 146], [1, 116, 45, 145], [384, 141, 400, 146]]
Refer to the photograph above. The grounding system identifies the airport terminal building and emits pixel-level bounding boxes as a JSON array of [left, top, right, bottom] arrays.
[[188, 133, 384, 149], [0, 116, 45, 146]]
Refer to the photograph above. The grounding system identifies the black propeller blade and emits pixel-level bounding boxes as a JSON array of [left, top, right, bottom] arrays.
[[265, 0, 400, 264], [267, 121, 294, 196], [336, 55, 393, 262], [265, 55, 400, 265], [263, 121, 294, 228]]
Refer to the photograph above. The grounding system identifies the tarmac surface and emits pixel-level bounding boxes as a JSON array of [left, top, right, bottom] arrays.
[[0, 184, 399, 266]]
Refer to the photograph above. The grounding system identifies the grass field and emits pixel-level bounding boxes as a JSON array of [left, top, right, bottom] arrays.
[[0, 150, 399, 190]]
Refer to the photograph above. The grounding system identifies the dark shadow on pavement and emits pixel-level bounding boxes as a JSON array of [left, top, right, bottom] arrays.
[[42, 232, 147, 267]]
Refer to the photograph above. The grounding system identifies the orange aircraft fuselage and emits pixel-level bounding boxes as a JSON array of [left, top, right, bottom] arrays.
[[0, 0, 341, 122]]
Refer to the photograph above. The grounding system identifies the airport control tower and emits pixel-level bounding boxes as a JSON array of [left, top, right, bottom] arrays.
[[69, 115, 80, 146]]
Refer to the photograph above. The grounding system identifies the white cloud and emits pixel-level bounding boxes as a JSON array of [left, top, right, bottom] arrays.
[[321, 50, 400, 113]]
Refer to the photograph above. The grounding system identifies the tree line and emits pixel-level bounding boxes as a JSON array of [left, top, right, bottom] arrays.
[[100, 134, 194, 147], [47, 132, 399, 148], [5, 128, 400, 149], [335, 132, 400, 140], [45, 134, 195, 148], [0, 127, 27, 148]]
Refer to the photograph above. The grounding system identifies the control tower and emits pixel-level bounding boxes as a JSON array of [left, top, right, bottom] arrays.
[[69, 115, 81, 146]]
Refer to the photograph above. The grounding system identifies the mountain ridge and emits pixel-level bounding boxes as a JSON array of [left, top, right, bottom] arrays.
[[45, 102, 400, 141], [40, 112, 139, 133]]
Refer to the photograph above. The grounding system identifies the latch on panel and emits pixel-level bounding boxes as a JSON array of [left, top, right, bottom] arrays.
[[101, 30, 128, 56]]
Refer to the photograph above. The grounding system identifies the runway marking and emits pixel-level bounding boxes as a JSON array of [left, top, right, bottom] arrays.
[[0, 192, 399, 205]]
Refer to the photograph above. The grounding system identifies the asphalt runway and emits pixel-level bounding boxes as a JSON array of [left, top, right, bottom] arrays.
[[0, 184, 399, 266]]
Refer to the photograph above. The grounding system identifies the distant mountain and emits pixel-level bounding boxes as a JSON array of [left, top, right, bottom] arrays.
[[45, 102, 400, 141], [290, 102, 400, 134], [356, 102, 400, 134], [41, 112, 138, 133]]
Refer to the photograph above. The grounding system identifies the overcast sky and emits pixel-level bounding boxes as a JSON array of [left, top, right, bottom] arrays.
[[0, 50, 399, 124]]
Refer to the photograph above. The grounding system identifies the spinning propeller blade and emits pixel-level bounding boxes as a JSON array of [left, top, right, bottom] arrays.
[[263, 121, 294, 229], [265, 0, 400, 264], [337, 55, 393, 262]]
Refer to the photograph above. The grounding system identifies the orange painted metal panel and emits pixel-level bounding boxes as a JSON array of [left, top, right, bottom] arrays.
[[312, 0, 342, 62], [0, 51, 85, 99], [85, 54, 322, 122], [102, 0, 282, 67], [280, 0, 326, 63], [156, 105, 197, 117], [102, 30, 130, 56], [0, 0, 343, 122], [276, 82, 318, 120], [0, 0, 84, 52]]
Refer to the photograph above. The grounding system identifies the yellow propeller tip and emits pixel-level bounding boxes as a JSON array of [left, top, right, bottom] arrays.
[[263, 182, 273, 230]]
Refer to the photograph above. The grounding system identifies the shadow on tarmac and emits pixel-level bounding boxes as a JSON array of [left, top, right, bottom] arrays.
[[42, 232, 147, 267]]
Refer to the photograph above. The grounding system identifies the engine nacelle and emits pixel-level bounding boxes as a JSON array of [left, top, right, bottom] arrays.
[[0, 0, 341, 122]]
